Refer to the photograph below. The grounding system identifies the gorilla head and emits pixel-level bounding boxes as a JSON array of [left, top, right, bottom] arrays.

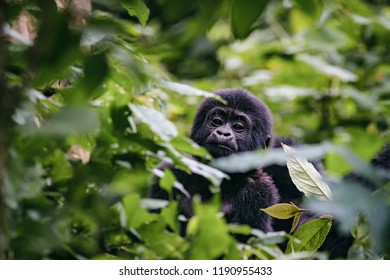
[[190, 88, 273, 157]]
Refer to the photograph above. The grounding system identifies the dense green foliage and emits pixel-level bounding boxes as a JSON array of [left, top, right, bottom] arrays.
[[0, 0, 389, 260]]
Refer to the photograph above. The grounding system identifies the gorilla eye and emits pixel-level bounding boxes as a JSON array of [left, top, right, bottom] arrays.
[[211, 117, 223, 127], [232, 122, 245, 132]]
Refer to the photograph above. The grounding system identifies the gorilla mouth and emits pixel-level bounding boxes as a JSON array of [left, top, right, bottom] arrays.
[[207, 142, 234, 151], [205, 142, 236, 156], [215, 144, 234, 151]]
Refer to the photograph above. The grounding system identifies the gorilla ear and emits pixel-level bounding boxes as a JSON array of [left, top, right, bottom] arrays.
[[265, 135, 272, 148]]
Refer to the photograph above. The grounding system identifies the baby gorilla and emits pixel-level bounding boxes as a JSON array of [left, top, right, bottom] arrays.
[[149, 88, 279, 236]]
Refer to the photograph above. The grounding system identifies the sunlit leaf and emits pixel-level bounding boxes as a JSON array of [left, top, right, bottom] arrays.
[[261, 202, 303, 219], [120, 0, 150, 26], [283, 144, 332, 201], [129, 104, 178, 141]]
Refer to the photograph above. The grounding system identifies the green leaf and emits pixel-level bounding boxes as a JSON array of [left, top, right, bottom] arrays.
[[303, 26, 351, 51], [120, 0, 150, 26], [25, 106, 100, 136], [46, 149, 73, 182], [283, 143, 332, 201], [160, 168, 176, 193], [214, 142, 333, 173], [188, 202, 232, 259], [228, 224, 253, 235], [297, 54, 358, 82], [137, 220, 188, 259], [262, 203, 304, 233], [261, 202, 303, 219], [286, 217, 332, 254], [182, 157, 229, 187], [120, 193, 154, 229], [306, 178, 389, 252], [81, 52, 109, 94], [251, 230, 287, 245], [129, 104, 178, 142], [170, 136, 210, 158], [291, 212, 302, 233], [293, 0, 322, 21], [161, 81, 221, 100], [31, 9, 82, 87], [161, 201, 179, 233], [231, 0, 269, 39]]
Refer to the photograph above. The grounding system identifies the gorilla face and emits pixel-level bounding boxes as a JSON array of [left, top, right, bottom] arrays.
[[190, 88, 273, 158], [203, 107, 252, 157]]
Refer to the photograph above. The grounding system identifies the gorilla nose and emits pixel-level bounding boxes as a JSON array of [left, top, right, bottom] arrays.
[[216, 127, 232, 137]]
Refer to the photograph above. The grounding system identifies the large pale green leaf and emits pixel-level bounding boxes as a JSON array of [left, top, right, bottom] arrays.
[[129, 104, 178, 142], [283, 144, 332, 201], [286, 217, 332, 254]]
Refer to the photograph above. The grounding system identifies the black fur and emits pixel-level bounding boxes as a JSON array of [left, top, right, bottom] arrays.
[[149, 88, 279, 236]]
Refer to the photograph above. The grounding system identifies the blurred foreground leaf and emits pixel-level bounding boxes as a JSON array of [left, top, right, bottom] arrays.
[[129, 104, 178, 141], [120, 0, 150, 26], [25, 106, 100, 136]]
